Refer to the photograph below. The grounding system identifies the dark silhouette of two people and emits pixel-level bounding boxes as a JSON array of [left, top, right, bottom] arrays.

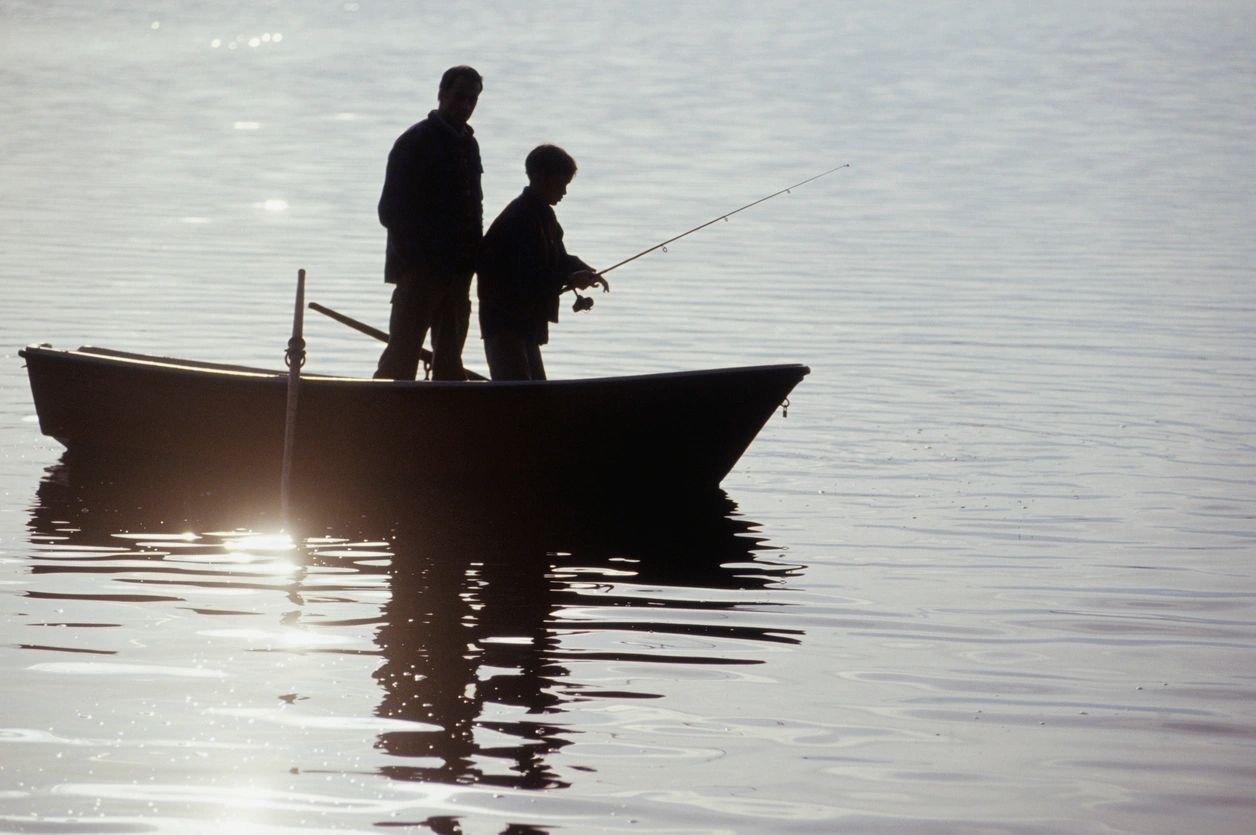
[[374, 65, 605, 382]]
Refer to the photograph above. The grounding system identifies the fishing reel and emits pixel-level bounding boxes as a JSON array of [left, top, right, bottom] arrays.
[[572, 292, 594, 313]]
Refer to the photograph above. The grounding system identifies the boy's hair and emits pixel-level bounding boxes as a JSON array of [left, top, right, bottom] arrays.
[[525, 144, 577, 181], [439, 65, 483, 94]]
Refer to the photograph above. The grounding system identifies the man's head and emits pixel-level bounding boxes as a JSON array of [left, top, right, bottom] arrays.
[[437, 65, 482, 126], [526, 145, 577, 205]]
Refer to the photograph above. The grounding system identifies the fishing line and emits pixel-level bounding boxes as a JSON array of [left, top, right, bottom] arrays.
[[571, 163, 849, 310]]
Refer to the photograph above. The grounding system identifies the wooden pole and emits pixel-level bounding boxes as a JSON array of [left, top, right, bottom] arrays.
[[281, 269, 307, 520]]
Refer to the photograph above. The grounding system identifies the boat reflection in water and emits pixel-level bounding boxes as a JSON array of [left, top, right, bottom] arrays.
[[26, 454, 804, 795]]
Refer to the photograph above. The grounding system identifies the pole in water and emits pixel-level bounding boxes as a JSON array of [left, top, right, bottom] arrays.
[[281, 268, 307, 521], [597, 163, 849, 278]]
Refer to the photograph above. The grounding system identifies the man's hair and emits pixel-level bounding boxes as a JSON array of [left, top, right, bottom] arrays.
[[525, 144, 577, 181], [439, 65, 483, 94]]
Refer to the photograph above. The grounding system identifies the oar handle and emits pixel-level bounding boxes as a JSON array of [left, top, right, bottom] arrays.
[[310, 302, 388, 342]]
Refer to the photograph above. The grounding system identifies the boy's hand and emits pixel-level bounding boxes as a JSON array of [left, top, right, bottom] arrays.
[[570, 269, 610, 293]]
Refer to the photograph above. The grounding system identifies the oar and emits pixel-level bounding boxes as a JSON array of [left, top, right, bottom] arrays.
[[308, 302, 488, 382]]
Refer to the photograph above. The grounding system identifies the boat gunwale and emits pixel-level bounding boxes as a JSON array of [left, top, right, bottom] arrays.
[[20, 344, 811, 388]]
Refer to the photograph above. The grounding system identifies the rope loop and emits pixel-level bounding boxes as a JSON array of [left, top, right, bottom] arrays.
[[284, 336, 306, 369]]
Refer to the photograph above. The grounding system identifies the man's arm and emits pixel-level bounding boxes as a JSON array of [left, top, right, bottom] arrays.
[[377, 128, 453, 270], [378, 131, 428, 231]]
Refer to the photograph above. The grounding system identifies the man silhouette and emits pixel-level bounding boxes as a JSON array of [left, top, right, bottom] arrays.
[[374, 65, 483, 381]]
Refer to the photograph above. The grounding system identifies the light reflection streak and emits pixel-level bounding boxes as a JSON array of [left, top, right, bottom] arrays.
[[114, 532, 199, 542], [222, 532, 296, 554], [197, 628, 353, 649], [207, 707, 439, 733], [209, 33, 283, 50], [29, 662, 226, 678]]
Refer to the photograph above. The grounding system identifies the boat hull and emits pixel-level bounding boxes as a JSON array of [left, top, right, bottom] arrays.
[[20, 345, 809, 493]]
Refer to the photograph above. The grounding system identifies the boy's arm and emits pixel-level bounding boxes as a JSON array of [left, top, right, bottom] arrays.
[[557, 231, 606, 292], [495, 215, 571, 315]]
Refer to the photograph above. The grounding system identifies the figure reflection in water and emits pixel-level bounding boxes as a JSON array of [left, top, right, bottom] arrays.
[[477, 144, 608, 381], [368, 491, 802, 791], [373, 516, 570, 789], [26, 457, 803, 795]]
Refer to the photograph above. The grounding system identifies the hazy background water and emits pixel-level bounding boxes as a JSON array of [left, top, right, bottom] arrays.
[[2, 1, 1255, 832]]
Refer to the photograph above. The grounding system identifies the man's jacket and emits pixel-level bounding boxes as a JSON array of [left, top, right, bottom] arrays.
[[378, 110, 482, 282]]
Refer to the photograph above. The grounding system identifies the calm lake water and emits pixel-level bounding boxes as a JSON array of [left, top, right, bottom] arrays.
[[3, 1, 1255, 832]]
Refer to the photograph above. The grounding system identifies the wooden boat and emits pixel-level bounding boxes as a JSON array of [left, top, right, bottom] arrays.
[[20, 344, 808, 493]]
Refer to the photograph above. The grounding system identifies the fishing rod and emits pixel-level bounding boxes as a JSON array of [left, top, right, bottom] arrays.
[[601, 163, 848, 277], [570, 163, 849, 311]]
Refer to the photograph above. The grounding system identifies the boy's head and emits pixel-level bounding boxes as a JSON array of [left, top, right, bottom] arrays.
[[526, 145, 577, 205]]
